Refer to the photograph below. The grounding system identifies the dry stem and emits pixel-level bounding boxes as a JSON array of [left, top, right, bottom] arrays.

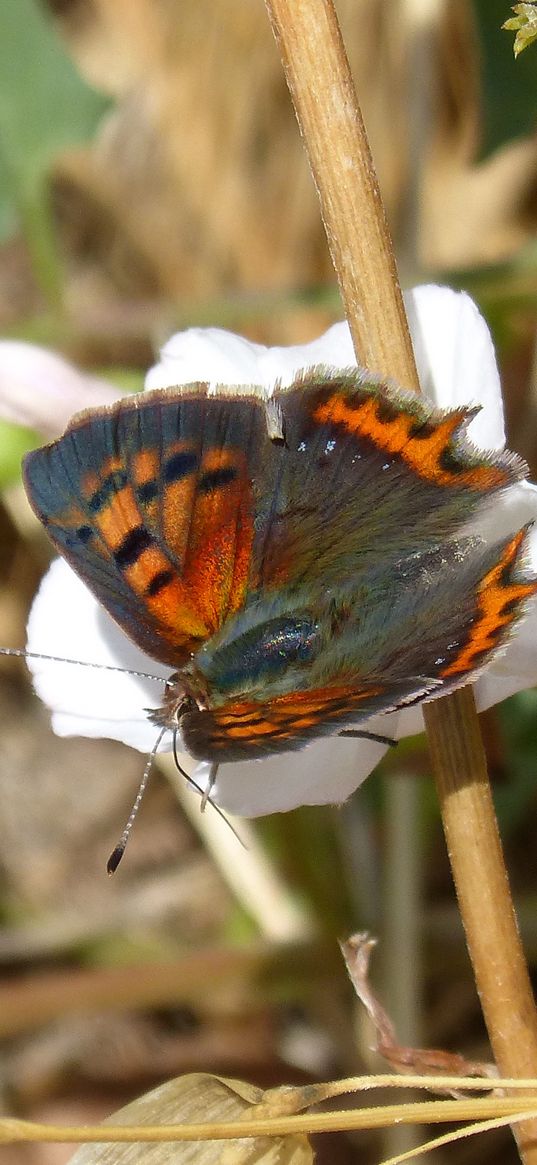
[[264, 0, 537, 1160]]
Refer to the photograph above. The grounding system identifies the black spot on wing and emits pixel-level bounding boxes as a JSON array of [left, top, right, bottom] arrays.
[[138, 479, 159, 504], [88, 469, 129, 514], [375, 398, 400, 424], [198, 466, 238, 494], [113, 525, 153, 568], [408, 419, 435, 439], [439, 446, 465, 475], [75, 524, 94, 544], [146, 568, 176, 597], [164, 450, 199, 484]]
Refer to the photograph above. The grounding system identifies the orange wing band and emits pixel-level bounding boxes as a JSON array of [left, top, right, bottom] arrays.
[[313, 392, 509, 490], [441, 529, 537, 678]]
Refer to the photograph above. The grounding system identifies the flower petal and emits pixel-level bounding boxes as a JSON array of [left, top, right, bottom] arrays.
[[195, 734, 389, 817], [256, 323, 356, 386], [0, 342, 121, 438], [467, 479, 537, 547], [23, 286, 537, 818], [146, 288, 504, 459], [404, 285, 505, 448], [145, 328, 267, 389], [26, 559, 170, 751]]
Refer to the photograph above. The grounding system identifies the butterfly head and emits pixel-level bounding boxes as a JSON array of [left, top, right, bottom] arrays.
[[149, 667, 208, 736]]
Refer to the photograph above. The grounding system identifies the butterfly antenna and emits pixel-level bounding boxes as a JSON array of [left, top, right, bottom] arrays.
[[0, 646, 167, 684], [107, 726, 167, 874], [172, 730, 245, 848]]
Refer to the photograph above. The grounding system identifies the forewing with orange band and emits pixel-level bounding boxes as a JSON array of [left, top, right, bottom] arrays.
[[23, 387, 268, 667], [252, 372, 529, 591]]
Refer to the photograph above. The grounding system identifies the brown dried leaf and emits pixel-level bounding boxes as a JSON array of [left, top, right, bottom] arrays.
[[341, 932, 497, 1095], [66, 1073, 313, 1163], [41, 0, 537, 318]]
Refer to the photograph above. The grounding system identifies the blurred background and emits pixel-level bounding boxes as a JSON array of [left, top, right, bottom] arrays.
[[1, 1, 537, 1161]]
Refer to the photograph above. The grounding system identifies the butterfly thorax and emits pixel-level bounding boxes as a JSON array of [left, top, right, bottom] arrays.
[[147, 608, 328, 759], [149, 607, 323, 726]]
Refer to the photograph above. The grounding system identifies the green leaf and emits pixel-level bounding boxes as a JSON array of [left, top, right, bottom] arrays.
[[0, 0, 109, 299], [0, 420, 39, 490], [496, 690, 537, 832]]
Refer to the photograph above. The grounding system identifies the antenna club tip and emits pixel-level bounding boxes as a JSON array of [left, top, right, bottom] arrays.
[[107, 844, 125, 875]]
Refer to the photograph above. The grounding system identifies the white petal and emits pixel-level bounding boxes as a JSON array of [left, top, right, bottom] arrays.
[[146, 321, 358, 393], [195, 734, 389, 817], [0, 342, 121, 437], [483, 594, 537, 685], [145, 328, 268, 389], [25, 291, 537, 819], [473, 670, 537, 711], [470, 479, 537, 545], [512, 482, 537, 561], [145, 289, 504, 458], [26, 559, 170, 752], [256, 322, 356, 385], [404, 285, 505, 448]]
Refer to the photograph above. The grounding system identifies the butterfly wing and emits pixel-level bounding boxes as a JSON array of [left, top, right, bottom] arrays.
[[23, 387, 269, 667], [180, 527, 537, 760], [252, 371, 528, 591], [24, 370, 535, 761], [174, 370, 535, 759]]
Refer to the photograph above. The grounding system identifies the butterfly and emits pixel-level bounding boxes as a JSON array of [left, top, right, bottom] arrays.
[[22, 369, 537, 778]]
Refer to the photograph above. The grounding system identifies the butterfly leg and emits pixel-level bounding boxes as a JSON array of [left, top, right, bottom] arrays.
[[201, 762, 220, 811], [338, 729, 396, 746], [172, 730, 219, 813], [172, 727, 193, 783]]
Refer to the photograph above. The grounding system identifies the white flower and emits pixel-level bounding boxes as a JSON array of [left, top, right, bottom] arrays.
[[0, 342, 121, 437], [25, 286, 537, 816]]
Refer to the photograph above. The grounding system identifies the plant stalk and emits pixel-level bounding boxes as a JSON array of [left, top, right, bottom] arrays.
[[263, 1, 537, 1159]]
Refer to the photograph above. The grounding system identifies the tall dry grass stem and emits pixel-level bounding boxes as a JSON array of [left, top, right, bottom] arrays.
[[263, 1, 537, 1160]]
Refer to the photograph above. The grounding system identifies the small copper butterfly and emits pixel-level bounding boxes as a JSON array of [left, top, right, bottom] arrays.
[[22, 369, 537, 775]]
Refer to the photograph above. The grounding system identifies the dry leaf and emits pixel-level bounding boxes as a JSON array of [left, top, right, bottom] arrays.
[[66, 1072, 313, 1163], [341, 932, 496, 1096], [41, 0, 537, 316]]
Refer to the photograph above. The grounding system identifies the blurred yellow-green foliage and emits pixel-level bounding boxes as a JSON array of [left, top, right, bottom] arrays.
[[504, 3, 537, 58], [1, 3, 537, 1162]]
